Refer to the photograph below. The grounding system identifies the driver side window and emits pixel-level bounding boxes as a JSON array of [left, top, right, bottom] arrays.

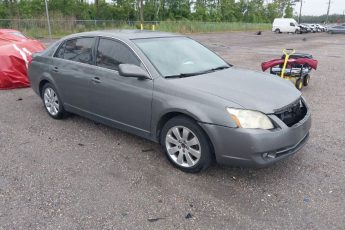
[[96, 38, 140, 71]]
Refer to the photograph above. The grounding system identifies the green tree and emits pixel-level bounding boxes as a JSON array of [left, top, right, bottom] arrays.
[[219, 0, 237, 22], [0, 0, 302, 22]]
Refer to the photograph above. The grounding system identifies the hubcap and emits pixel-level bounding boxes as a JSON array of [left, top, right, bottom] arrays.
[[44, 88, 59, 116], [165, 126, 201, 168]]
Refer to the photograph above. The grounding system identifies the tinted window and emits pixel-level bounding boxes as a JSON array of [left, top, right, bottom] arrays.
[[96, 38, 140, 71], [55, 42, 66, 58], [63, 38, 94, 64], [290, 22, 295, 26]]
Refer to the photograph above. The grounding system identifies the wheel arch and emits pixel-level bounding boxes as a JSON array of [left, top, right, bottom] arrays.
[[37, 72, 59, 98], [39, 79, 50, 97], [155, 110, 200, 140]]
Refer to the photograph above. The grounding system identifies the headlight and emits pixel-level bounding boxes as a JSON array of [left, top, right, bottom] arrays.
[[227, 108, 274, 130]]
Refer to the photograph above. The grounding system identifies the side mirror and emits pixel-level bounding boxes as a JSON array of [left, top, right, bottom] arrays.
[[118, 64, 150, 79]]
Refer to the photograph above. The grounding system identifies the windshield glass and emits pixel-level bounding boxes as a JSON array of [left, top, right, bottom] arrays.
[[133, 37, 229, 78]]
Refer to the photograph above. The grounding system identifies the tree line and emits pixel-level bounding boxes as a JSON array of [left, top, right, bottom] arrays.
[[0, 0, 342, 23]]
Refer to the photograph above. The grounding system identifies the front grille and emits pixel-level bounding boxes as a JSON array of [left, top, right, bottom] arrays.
[[275, 99, 307, 127]]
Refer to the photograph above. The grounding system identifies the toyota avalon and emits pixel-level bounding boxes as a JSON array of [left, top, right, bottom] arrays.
[[28, 30, 311, 173]]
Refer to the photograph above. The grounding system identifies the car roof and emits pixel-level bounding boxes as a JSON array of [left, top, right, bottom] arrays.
[[62, 30, 182, 41]]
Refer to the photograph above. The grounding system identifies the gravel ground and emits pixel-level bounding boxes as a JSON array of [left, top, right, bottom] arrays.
[[0, 32, 344, 229]]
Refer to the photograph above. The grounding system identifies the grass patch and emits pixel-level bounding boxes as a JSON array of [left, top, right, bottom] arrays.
[[0, 19, 271, 38], [156, 21, 271, 33]]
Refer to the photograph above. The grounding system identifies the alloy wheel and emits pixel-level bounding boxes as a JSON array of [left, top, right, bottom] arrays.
[[165, 126, 201, 168], [43, 87, 59, 116]]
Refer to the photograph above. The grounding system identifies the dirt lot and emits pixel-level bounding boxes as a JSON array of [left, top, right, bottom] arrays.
[[0, 32, 344, 229]]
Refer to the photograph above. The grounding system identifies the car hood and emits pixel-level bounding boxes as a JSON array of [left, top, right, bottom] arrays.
[[170, 67, 301, 114]]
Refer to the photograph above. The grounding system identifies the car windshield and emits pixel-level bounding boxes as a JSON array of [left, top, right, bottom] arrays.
[[133, 37, 230, 78]]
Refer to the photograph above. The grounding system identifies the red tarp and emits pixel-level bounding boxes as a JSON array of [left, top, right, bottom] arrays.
[[261, 58, 318, 72], [0, 29, 45, 89]]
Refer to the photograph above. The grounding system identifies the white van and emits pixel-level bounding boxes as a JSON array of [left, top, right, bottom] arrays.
[[272, 18, 299, 33]]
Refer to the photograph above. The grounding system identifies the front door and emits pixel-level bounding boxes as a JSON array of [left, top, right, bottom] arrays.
[[88, 38, 153, 137]]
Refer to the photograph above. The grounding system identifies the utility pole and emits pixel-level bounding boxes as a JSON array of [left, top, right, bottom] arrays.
[[139, 0, 144, 30], [325, 0, 331, 24], [44, 0, 52, 40], [298, 0, 303, 24]]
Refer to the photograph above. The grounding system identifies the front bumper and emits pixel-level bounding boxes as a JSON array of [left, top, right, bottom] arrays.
[[199, 110, 311, 167]]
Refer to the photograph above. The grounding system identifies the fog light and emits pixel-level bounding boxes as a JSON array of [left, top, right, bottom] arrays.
[[262, 152, 277, 160]]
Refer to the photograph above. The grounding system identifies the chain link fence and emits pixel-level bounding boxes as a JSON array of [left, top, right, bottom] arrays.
[[0, 19, 271, 38]]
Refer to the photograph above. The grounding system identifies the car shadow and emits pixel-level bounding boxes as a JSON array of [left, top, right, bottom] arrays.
[[64, 113, 305, 189]]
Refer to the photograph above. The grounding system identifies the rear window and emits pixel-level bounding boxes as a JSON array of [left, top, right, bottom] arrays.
[[54, 37, 95, 64], [55, 42, 65, 59]]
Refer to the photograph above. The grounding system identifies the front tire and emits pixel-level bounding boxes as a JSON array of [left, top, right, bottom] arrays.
[[295, 79, 304, 90], [41, 83, 66, 119], [160, 116, 213, 173]]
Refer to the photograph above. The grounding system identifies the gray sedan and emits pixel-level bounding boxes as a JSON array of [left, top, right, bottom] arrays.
[[328, 25, 345, 34], [28, 30, 311, 173]]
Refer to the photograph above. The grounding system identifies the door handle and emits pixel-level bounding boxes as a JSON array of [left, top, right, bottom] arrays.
[[52, 66, 59, 72], [92, 77, 101, 84]]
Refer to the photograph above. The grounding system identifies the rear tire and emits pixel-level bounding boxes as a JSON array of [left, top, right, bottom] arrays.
[[275, 29, 281, 34], [41, 83, 67, 119], [160, 116, 213, 173]]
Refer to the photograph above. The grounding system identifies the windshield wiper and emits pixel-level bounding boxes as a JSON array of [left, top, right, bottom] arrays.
[[211, 65, 230, 71], [165, 71, 209, 79], [165, 65, 230, 79]]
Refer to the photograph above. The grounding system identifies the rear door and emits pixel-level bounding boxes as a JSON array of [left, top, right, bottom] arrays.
[[52, 37, 96, 111], [88, 37, 153, 137]]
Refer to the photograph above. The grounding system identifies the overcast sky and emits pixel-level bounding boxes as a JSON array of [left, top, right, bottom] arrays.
[[294, 0, 345, 16]]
